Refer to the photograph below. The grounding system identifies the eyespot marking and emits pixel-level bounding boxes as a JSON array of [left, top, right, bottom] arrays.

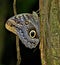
[[29, 30, 36, 38], [25, 21, 29, 25]]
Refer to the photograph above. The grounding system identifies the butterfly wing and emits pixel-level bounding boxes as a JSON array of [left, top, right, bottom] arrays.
[[5, 12, 40, 49]]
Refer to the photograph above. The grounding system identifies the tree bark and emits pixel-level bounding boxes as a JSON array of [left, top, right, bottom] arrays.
[[39, 0, 60, 65]]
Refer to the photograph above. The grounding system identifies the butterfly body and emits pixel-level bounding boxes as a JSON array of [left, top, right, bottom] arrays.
[[5, 12, 40, 49]]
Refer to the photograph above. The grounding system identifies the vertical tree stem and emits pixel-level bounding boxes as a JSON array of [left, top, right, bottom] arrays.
[[13, 0, 21, 65], [39, 0, 47, 65], [13, 0, 17, 15]]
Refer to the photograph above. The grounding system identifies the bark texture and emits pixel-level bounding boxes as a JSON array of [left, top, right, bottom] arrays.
[[39, 0, 60, 65]]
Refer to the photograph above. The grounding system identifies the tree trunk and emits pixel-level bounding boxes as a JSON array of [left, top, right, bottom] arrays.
[[39, 0, 60, 65]]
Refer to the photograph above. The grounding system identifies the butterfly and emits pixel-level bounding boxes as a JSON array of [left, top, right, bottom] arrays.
[[5, 11, 40, 49]]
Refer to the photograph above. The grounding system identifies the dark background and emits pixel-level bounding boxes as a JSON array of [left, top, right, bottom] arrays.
[[0, 0, 40, 65]]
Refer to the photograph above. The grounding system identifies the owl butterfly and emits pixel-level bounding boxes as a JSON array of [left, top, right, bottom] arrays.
[[5, 11, 40, 49]]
